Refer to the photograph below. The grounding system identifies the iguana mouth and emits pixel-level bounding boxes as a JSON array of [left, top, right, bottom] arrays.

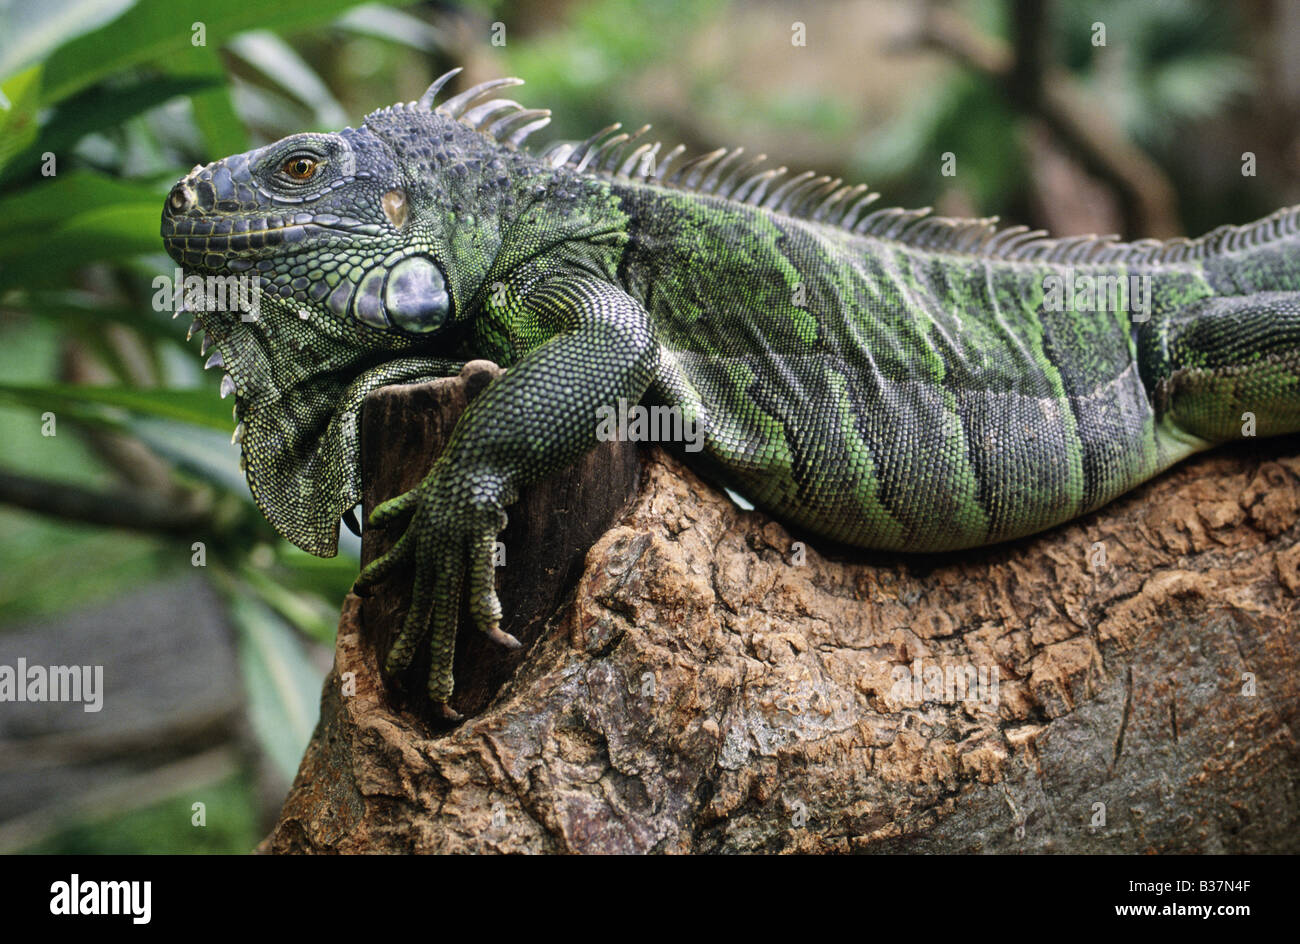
[[161, 213, 384, 263]]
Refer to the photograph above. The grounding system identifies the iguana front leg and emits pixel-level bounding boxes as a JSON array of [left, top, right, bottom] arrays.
[[353, 280, 657, 713]]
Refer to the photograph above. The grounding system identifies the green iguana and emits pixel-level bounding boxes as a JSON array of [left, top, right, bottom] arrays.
[[161, 69, 1300, 714]]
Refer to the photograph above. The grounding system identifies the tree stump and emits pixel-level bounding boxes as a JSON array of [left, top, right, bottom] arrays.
[[260, 365, 1300, 853]]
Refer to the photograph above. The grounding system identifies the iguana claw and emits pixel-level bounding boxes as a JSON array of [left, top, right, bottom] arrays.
[[485, 628, 522, 649]]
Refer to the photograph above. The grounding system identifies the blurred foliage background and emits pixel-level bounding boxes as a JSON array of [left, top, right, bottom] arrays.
[[0, 0, 1296, 853]]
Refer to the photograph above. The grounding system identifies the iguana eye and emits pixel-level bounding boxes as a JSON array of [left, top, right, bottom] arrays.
[[282, 156, 320, 180]]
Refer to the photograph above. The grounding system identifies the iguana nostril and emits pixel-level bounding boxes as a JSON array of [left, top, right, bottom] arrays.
[[168, 182, 193, 212]]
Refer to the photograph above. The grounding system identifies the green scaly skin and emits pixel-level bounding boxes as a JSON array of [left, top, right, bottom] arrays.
[[161, 70, 1300, 712]]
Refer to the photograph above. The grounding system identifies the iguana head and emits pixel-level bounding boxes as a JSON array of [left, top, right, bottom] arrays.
[[159, 70, 550, 555]]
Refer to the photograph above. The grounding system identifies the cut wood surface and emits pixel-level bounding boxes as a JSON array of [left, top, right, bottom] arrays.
[[261, 365, 1300, 853]]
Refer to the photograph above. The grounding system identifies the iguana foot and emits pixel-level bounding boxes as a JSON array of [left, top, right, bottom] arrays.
[[351, 458, 513, 708]]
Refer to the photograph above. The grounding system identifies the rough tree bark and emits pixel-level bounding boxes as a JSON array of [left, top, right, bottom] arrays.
[[260, 364, 1300, 853]]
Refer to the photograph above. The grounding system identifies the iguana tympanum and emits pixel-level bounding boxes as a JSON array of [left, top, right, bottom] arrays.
[[161, 69, 1300, 714]]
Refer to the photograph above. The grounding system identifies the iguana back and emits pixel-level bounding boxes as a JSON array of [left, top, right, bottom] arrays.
[[611, 179, 1300, 551]]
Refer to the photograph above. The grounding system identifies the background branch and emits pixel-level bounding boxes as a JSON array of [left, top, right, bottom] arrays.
[[0, 469, 217, 536], [904, 0, 1181, 236]]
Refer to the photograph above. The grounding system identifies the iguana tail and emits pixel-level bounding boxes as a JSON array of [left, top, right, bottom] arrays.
[[1141, 290, 1300, 443]]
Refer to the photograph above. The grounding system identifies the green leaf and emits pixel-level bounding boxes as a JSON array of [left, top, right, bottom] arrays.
[[0, 381, 232, 430], [41, 0, 405, 107], [0, 74, 218, 186], [228, 31, 348, 131], [168, 41, 248, 155], [240, 563, 339, 644], [16, 771, 260, 854], [0, 171, 163, 248], [223, 588, 324, 785], [0, 65, 42, 175], [0, 516, 169, 625], [128, 416, 249, 495], [23, 290, 187, 343], [334, 4, 444, 53], [273, 542, 360, 604], [0, 201, 164, 289], [0, 0, 136, 83]]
